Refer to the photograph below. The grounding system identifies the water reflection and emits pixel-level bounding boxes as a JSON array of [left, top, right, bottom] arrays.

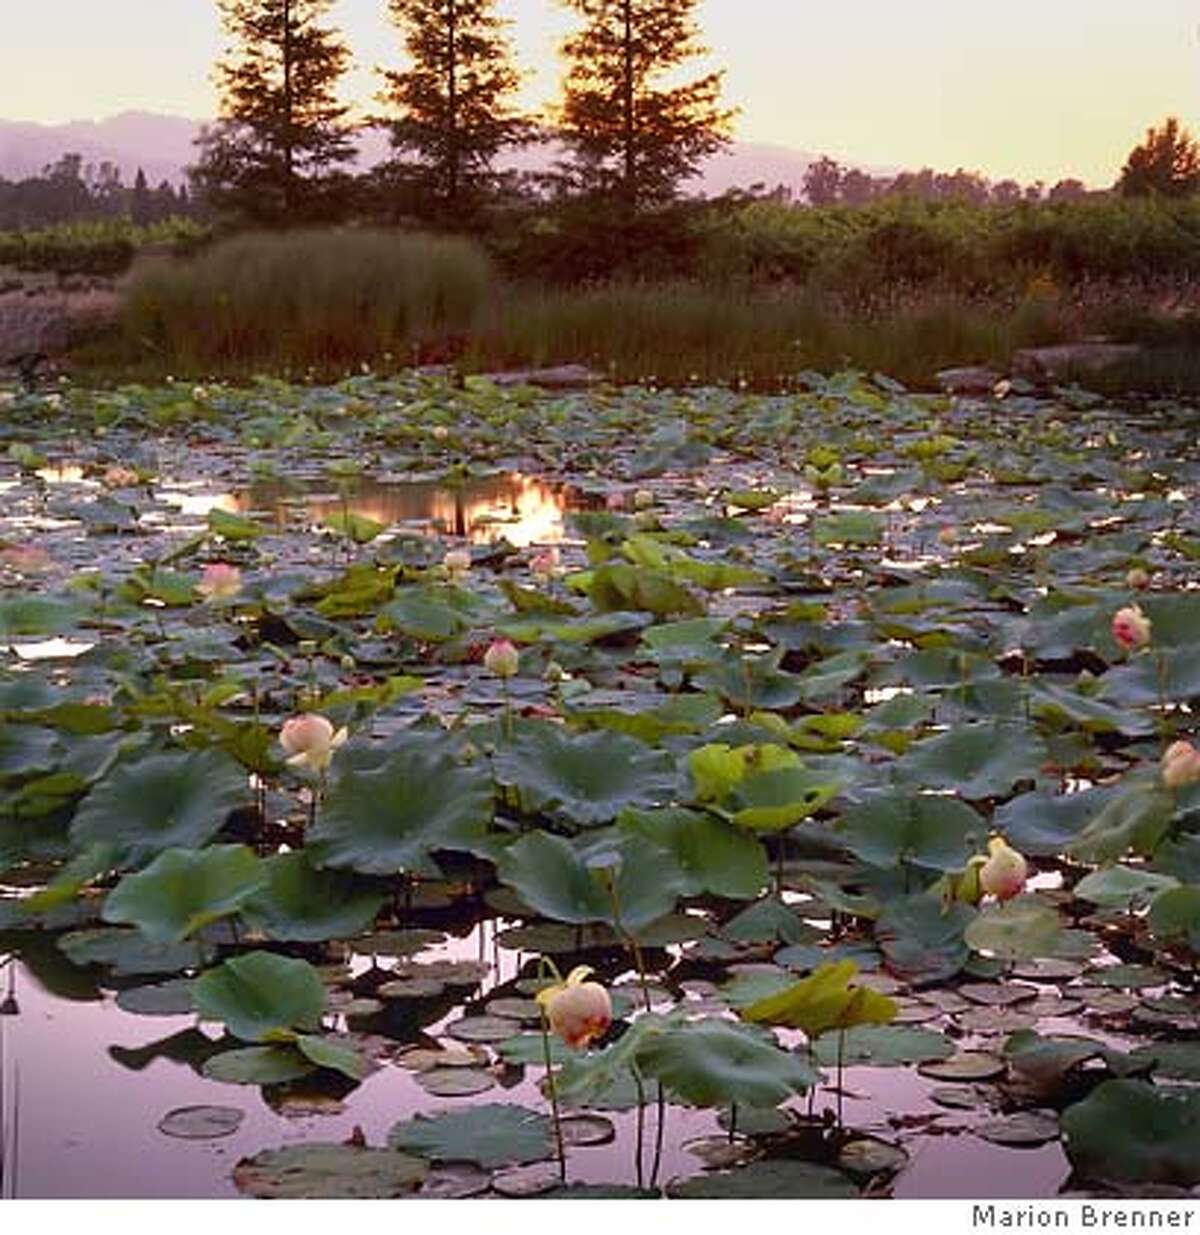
[[161, 473, 572, 548]]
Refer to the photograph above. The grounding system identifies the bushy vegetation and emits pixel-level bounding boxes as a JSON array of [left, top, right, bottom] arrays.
[[696, 194, 1200, 292], [0, 217, 208, 277], [120, 228, 494, 372]]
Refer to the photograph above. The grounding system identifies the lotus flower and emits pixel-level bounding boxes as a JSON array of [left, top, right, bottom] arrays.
[[102, 465, 139, 489], [196, 562, 242, 602], [605, 490, 626, 512], [633, 488, 655, 511], [443, 548, 471, 582], [484, 638, 519, 679], [978, 836, 1028, 901], [1112, 605, 1151, 651], [536, 966, 612, 1049], [1125, 567, 1151, 591], [1162, 740, 1200, 790], [280, 713, 348, 773], [530, 547, 560, 582]]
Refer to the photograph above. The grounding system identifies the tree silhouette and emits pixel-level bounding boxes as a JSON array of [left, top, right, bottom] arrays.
[[379, 0, 531, 222], [1118, 117, 1200, 198], [130, 168, 153, 227], [191, 0, 355, 225], [556, 0, 734, 213]]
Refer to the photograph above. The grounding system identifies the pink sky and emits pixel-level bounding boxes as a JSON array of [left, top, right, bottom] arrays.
[[4, 0, 1198, 185]]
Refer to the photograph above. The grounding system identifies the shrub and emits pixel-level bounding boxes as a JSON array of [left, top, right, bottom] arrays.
[[120, 228, 494, 373]]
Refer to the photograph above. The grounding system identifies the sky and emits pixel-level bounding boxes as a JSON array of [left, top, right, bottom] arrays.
[[3, 0, 1199, 186]]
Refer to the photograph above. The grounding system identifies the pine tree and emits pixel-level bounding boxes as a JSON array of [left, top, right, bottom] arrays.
[[556, 0, 734, 212], [130, 168, 153, 227], [379, 0, 530, 220], [191, 0, 355, 225], [1118, 117, 1200, 198]]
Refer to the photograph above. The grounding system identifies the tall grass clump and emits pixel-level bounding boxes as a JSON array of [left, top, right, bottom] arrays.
[[121, 229, 494, 375], [469, 282, 1077, 388]]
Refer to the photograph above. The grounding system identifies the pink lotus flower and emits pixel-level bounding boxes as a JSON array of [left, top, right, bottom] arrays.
[[196, 562, 242, 602], [1112, 605, 1151, 651], [1162, 740, 1200, 790], [530, 547, 561, 582], [443, 548, 471, 581], [536, 966, 612, 1049], [978, 836, 1028, 901], [101, 465, 140, 489], [484, 638, 519, 679], [280, 713, 348, 773], [605, 490, 626, 512]]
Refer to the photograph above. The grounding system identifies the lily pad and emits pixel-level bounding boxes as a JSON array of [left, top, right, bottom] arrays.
[[233, 1143, 427, 1199], [917, 1051, 1006, 1082], [388, 1104, 554, 1169], [157, 1105, 244, 1140], [1060, 1080, 1200, 1186], [667, 1159, 858, 1199]]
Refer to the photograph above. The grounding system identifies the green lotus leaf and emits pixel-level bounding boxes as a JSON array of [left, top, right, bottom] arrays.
[[492, 721, 676, 828], [617, 806, 768, 899], [587, 562, 703, 618], [495, 829, 686, 932], [1069, 779, 1175, 864], [729, 765, 841, 832], [688, 742, 797, 802], [323, 509, 386, 544], [637, 1017, 821, 1107], [379, 590, 471, 641], [193, 951, 326, 1043], [0, 725, 60, 783], [388, 1104, 554, 1169], [1148, 884, 1200, 949], [549, 1015, 665, 1112], [1074, 865, 1179, 911], [813, 511, 884, 547], [0, 595, 85, 637], [295, 1034, 369, 1081], [668, 1159, 858, 1199], [102, 845, 267, 943], [202, 1045, 316, 1086], [693, 650, 804, 711], [1061, 1080, 1200, 1186], [874, 893, 975, 984], [234, 1143, 427, 1199], [994, 786, 1121, 857], [964, 897, 1074, 961], [69, 748, 249, 866], [895, 722, 1046, 799], [207, 508, 265, 542], [811, 1024, 954, 1067], [568, 693, 722, 744], [838, 793, 987, 872], [741, 960, 897, 1039], [311, 746, 493, 875], [242, 850, 386, 942], [58, 926, 204, 976]]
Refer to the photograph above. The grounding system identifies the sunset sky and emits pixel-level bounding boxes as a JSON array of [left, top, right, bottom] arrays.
[[5, 0, 1198, 186]]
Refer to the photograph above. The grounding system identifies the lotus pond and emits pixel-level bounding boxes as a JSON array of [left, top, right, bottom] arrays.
[[1, 372, 1200, 1201]]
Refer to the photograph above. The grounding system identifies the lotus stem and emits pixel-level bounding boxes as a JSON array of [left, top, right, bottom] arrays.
[[650, 1081, 666, 1190], [604, 873, 651, 1012], [632, 1066, 646, 1191], [539, 1007, 567, 1184], [836, 1026, 846, 1130]]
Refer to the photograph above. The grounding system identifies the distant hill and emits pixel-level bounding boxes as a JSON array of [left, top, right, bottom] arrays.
[[0, 110, 874, 199]]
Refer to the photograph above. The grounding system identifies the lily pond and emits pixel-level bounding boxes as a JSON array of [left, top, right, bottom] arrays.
[[1, 371, 1200, 1201]]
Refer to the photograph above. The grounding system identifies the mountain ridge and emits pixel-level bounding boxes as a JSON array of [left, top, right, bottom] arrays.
[[0, 110, 896, 198]]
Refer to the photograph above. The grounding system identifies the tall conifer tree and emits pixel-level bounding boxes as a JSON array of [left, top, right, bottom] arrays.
[[556, 0, 733, 212], [379, 0, 530, 220], [191, 0, 355, 225]]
